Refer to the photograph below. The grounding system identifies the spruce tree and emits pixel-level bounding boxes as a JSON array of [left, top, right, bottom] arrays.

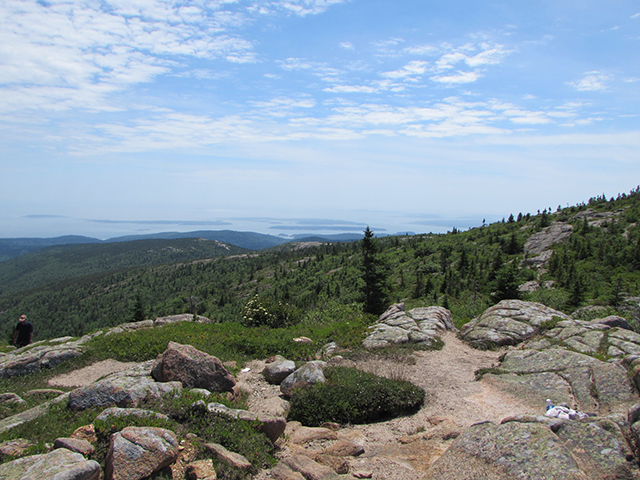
[[361, 227, 388, 315]]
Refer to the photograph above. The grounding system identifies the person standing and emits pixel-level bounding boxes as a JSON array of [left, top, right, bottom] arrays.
[[12, 314, 33, 348]]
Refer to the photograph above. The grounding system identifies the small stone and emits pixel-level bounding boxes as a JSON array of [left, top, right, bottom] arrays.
[[293, 337, 313, 344], [204, 443, 251, 470], [185, 459, 217, 480], [71, 424, 97, 443], [352, 470, 373, 478], [53, 437, 95, 456]]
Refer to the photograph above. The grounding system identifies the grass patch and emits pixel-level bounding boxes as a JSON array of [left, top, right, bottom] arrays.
[[85, 318, 369, 364], [474, 367, 510, 381], [141, 391, 276, 479], [287, 366, 425, 426], [0, 401, 101, 461]]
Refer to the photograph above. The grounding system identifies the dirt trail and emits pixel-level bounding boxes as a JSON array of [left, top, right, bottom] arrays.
[[245, 332, 538, 479]]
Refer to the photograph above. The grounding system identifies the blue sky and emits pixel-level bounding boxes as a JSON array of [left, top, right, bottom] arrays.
[[1, 0, 639, 239]]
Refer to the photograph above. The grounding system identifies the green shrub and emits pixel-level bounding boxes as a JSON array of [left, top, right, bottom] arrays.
[[538, 315, 563, 331], [287, 366, 425, 426], [241, 295, 302, 328]]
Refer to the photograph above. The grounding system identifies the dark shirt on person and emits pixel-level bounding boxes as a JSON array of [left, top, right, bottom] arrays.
[[14, 321, 33, 348]]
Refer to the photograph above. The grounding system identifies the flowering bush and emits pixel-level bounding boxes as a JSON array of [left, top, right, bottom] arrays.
[[241, 295, 302, 328]]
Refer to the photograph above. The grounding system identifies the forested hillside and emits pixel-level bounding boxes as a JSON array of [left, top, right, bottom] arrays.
[[1, 187, 639, 343], [0, 238, 248, 297]]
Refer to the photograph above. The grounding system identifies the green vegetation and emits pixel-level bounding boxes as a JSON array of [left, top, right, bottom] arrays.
[[1, 187, 640, 343], [84, 312, 368, 364], [287, 366, 425, 426], [0, 237, 248, 297]]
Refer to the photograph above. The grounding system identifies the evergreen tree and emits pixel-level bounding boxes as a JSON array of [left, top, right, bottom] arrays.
[[360, 227, 388, 315], [132, 293, 145, 322], [491, 262, 521, 303]]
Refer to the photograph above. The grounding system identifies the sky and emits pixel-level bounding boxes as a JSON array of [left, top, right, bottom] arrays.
[[1, 0, 639, 240]]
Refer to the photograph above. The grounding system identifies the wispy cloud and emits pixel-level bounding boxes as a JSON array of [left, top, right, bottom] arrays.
[[259, 0, 351, 17], [0, 0, 259, 115], [568, 71, 611, 91], [381, 60, 429, 79]]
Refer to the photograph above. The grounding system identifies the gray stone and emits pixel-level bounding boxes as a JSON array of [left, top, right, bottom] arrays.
[[591, 315, 633, 330], [54, 438, 95, 456], [283, 455, 341, 480], [204, 443, 251, 470], [154, 314, 211, 326], [427, 421, 586, 480], [524, 222, 573, 255], [263, 355, 296, 385], [185, 459, 217, 480], [68, 370, 181, 411], [280, 361, 326, 397], [0, 393, 26, 405], [0, 392, 70, 435], [95, 407, 169, 423], [0, 340, 84, 379], [0, 439, 33, 462], [0, 448, 100, 480], [105, 426, 179, 480], [494, 348, 636, 414]]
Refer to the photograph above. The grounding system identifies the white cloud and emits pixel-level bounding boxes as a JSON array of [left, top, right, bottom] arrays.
[[340, 42, 355, 50], [568, 71, 610, 91], [0, 0, 258, 114], [431, 71, 481, 84], [381, 60, 429, 79], [323, 85, 378, 93], [631, 12, 640, 19], [404, 44, 438, 55], [250, 0, 350, 17]]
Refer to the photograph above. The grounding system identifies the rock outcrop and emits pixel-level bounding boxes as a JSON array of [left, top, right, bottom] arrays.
[[460, 299, 571, 349], [523, 222, 573, 268], [427, 415, 637, 480], [363, 303, 455, 349], [0, 333, 99, 378]]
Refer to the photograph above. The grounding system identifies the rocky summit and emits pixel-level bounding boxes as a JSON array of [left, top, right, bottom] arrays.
[[2, 302, 640, 479]]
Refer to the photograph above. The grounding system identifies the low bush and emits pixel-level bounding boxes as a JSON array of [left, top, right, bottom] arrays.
[[287, 366, 425, 426], [241, 295, 302, 328]]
